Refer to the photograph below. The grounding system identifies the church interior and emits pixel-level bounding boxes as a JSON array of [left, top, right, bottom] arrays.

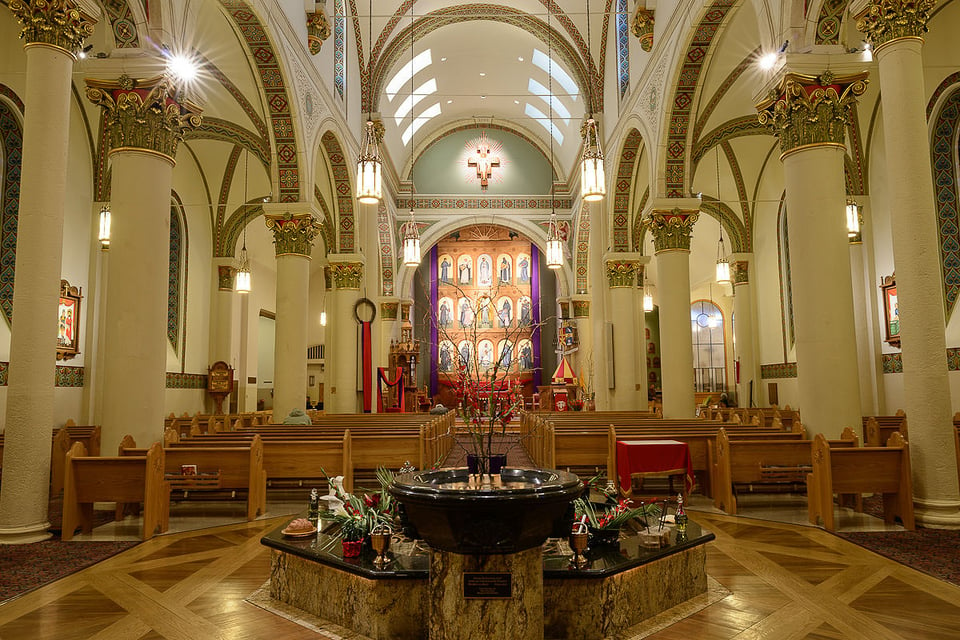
[[1, 0, 960, 637]]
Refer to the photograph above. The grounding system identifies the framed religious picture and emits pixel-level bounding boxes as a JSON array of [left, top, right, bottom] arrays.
[[880, 273, 900, 348], [56, 279, 82, 361]]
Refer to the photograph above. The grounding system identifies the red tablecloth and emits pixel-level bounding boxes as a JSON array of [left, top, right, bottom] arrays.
[[616, 439, 694, 496]]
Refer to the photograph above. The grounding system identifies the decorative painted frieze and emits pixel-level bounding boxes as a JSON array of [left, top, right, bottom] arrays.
[[331, 262, 363, 289], [265, 212, 321, 257], [857, 0, 936, 49], [218, 265, 235, 291], [756, 71, 868, 159], [307, 10, 331, 54], [631, 8, 655, 52], [86, 75, 202, 162], [605, 260, 638, 288], [733, 260, 750, 285], [572, 299, 590, 318], [760, 362, 798, 379], [9, 0, 94, 53], [647, 208, 699, 252], [381, 301, 399, 320]]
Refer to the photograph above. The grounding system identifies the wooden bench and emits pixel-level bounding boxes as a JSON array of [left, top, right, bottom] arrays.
[[713, 427, 858, 514], [807, 431, 915, 531], [50, 425, 101, 497], [862, 411, 907, 447], [119, 435, 267, 521], [61, 441, 170, 541]]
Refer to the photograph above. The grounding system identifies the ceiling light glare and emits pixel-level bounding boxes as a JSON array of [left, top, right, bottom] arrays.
[[758, 52, 778, 71], [167, 51, 200, 84]]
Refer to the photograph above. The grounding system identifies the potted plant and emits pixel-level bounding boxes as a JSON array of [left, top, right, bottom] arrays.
[[573, 497, 661, 546]]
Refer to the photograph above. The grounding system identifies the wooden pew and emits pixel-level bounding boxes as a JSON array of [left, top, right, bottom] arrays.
[[862, 410, 907, 447], [808, 432, 914, 531], [50, 425, 101, 497], [713, 427, 859, 514], [119, 435, 267, 521], [61, 441, 170, 541]]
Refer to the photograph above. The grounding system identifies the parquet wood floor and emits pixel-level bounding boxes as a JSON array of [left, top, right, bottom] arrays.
[[1, 511, 958, 639]]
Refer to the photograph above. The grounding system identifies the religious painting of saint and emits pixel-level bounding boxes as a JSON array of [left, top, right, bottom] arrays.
[[438, 297, 454, 327], [477, 254, 493, 287], [477, 339, 494, 370], [439, 254, 454, 283], [496, 296, 513, 328], [497, 339, 513, 370], [518, 296, 532, 326], [457, 255, 473, 285], [476, 295, 493, 328], [517, 253, 531, 284], [439, 340, 456, 372], [497, 254, 512, 284], [57, 297, 78, 350], [458, 340, 474, 371], [518, 339, 533, 371], [458, 297, 474, 327]]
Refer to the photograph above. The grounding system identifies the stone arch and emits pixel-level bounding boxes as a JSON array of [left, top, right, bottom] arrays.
[[0, 84, 24, 324], [319, 130, 356, 253], [219, 0, 303, 203], [396, 215, 572, 300], [377, 200, 396, 297], [169, 191, 189, 352], [612, 128, 644, 252]]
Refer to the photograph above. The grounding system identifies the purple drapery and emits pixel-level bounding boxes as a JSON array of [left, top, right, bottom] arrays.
[[429, 245, 439, 397], [531, 244, 542, 389]]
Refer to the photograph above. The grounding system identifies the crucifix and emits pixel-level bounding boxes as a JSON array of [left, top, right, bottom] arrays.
[[467, 133, 500, 189]]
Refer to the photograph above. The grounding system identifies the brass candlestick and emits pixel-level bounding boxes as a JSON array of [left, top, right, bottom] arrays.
[[569, 529, 589, 568]]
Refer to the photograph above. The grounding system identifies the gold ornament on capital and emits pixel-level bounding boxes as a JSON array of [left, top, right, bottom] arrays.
[[631, 8, 655, 52], [331, 262, 364, 290], [605, 260, 639, 288], [307, 10, 331, 54], [857, 0, 936, 49], [265, 213, 321, 257], [647, 208, 699, 252], [9, 0, 94, 54]]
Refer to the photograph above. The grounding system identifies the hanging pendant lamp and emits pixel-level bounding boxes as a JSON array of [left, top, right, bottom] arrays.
[[714, 147, 730, 284], [236, 151, 252, 293], [356, 0, 382, 204], [580, 0, 605, 202]]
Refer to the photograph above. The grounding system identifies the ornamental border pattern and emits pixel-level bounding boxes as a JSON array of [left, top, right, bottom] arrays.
[[760, 363, 797, 379], [377, 201, 395, 296], [321, 131, 355, 252], [575, 200, 590, 294], [665, 0, 737, 197], [221, 0, 301, 203], [166, 372, 208, 389], [929, 78, 960, 320], [0, 92, 23, 325], [103, 0, 140, 48], [395, 197, 573, 210], [614, 129, 644, 252], [815, 0, 847, 45], [214, 146, 242, 257]]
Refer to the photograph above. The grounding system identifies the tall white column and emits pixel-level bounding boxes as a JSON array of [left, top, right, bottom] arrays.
[[603, 255, 644, 410], [328, 260, 363, 413], [571, 297, 597, 406], [265, 212, 320, 420], [757, 68, 865, 438], [86, 76, 201, 449], [647, 202, 699, 418], [858, 2, 960, 526], [731, 257, 759, 408], [0, 2, 95, 544], [213, 261, 236, 365]]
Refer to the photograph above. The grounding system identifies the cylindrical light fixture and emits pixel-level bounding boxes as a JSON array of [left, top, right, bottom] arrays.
[[235, 245, 251, 293], [846, 200, 862, 241], [643, 288, 654, 312], [402, 209, 421, 267], [546, 212, 563, 269], [320, 310, 327, 326], [98, 204, 111, 247], [580, 118, 606, 202], [356, 120, 383, 204]]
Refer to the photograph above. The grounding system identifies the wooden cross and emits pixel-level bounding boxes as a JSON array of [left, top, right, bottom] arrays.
[[467, 135, 500, 189]]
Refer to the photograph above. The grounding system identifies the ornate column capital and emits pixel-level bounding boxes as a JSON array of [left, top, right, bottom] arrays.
[[380, 299, 399, 320], [217, 265, 236, 291], [572, 298, 591, 318], [604, 253, 641, 288], [733, 260, 750, 285], [756, 70, 868, 160], [307, 10, 331, 55], [856, 0, 936, 50], [9, 0, 96, 55], [86, 75, 202, 163], [646, 208, 699, 252], [265, 212, 321, 257], [631, 8, 655, 52], [330, 262, 364, 290]]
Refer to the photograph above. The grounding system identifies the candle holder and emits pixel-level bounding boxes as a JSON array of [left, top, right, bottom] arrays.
[[370, 523, 392, 569], [569, 524, 589, 568]]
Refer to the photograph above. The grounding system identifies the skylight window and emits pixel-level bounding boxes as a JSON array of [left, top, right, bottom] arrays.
[[386, 49, 433, 101], [402, 103, 442, 145], [394, 78, 438, 124], [524, 103, 563, 145], [527, 78, 571, 125], [531, 49, 579, 100]]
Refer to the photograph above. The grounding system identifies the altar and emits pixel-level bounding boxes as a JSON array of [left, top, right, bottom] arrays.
[[261, 515, 713, 639]]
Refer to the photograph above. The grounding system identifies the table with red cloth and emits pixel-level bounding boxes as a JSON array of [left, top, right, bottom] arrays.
[[615, 439, 695, 499]]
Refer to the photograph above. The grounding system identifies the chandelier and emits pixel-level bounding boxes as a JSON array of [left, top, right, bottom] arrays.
[[580, 0, 605, 201], [356, 0, 382, 204], [236, 150, 252, 293]]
